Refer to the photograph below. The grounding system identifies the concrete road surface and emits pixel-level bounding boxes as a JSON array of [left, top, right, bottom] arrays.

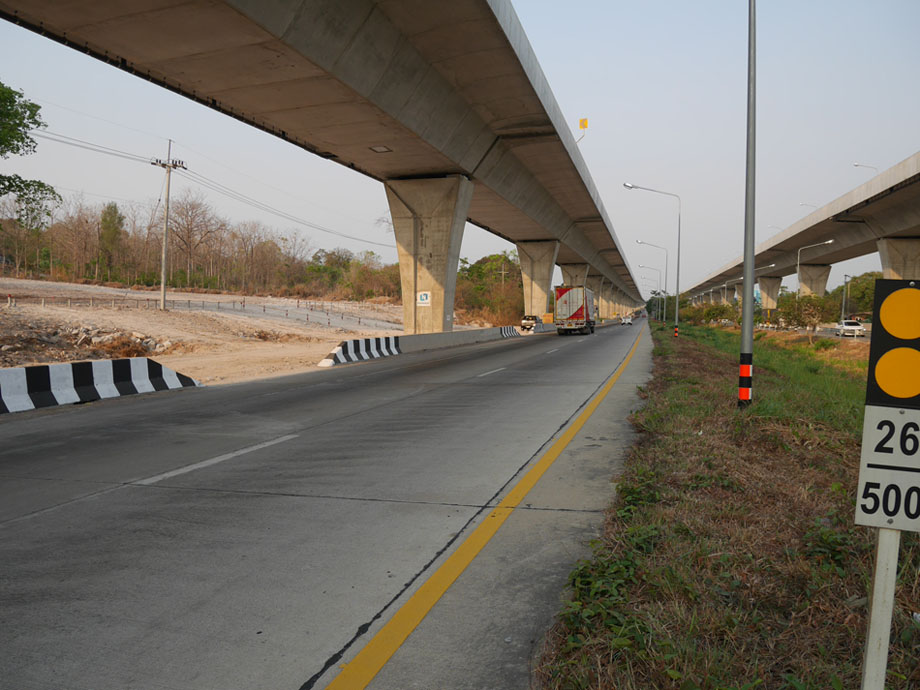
[[0, 323, 651, 690]]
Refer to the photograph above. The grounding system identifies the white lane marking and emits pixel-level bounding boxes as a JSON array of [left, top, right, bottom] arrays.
[[546, 348, 560, 354], [133, 434, 299, 486], [476, 367, 506, 378]]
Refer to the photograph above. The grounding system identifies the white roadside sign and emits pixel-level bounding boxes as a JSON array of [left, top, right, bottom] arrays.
[[855, 405, 920, 532]]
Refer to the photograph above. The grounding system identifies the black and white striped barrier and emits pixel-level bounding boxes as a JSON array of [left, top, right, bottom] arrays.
[[318, 325, 531, 368], [318, 336, 401, 367], [0, 358, 199, 415]]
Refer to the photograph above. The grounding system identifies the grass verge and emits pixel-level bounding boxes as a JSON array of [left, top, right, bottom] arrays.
[[536, 322, 919, 689]]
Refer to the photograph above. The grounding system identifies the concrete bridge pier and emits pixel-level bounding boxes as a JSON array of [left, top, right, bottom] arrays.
[[798, 264, 831, 297], [386, 175, 474, 334], [516, 241, 559, 317], [878, 237, 920, 279], [606, 288, 618, 319], [612, 290, 624, 317], [586, 276, 606, 319]]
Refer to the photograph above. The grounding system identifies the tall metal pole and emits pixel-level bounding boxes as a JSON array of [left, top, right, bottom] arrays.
[[739, 0, 757, 407], [841, 274, 851, 321], [674, 201, 681, 337], [160, 140, 172, 311], [624, 184, 681, 335], [636, 240, 668, 321]]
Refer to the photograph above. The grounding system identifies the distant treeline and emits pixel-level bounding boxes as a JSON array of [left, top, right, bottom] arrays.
[[668, 270, 881, 338], [0, 191, 525, 323]]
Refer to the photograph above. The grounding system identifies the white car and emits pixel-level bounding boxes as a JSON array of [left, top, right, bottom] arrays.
[[835, 320, 866, 337], [622, 316, 633, 325]]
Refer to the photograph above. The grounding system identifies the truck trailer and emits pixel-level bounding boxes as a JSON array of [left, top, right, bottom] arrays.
[[554, 285, 596, 335]]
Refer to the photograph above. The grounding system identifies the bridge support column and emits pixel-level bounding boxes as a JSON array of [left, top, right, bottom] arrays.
[[611, 290, 623, 318], [559, 264, 589, 285], [586, 276, 605, 320], [878, 237, 920, 279], [798, 264, 831, 297], [602, 286, 615, 319], [516, 241, 559, 317], [386, 175, 473, 334]]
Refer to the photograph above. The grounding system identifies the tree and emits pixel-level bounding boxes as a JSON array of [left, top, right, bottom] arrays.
[[0, 81, 61, 245], [776, 293, 837, 343], [842, 271, 880, 315], [98, 202, 125, 280]]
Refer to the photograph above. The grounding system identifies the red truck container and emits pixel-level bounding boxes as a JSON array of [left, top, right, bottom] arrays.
[[554, 285, 596, 335]]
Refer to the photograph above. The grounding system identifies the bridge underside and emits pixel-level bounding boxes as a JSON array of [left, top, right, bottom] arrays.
[[0, 0, 642, 331], [690, 156, 920, 301]]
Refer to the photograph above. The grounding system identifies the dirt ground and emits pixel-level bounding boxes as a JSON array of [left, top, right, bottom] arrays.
[[0, 278, 407, 385]]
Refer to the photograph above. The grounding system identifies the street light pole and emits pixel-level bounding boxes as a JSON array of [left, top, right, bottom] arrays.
[[853, 162, 879, 174], [625, 184, 681, 336], [641, 281, 659, 319], [739, 0, 757, 407], [639, 264, 663, 321], [636, 239, 669, 321], [841, 274, 852, 321], [796, 239, 835, 299]]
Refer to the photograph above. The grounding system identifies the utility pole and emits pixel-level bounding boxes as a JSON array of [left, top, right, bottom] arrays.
[[151, 140, 187, 310]]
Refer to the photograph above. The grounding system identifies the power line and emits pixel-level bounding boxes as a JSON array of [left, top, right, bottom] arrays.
[[34, 131, 151, 164], [35, 97, 167, 143], [170, 139, 371, 227], [32, 95, 370, 227], [31, 129, 392, 249], [175, 169, 391, 248]]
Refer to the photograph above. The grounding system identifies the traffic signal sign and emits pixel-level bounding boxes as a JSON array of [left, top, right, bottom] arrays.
[[865, 279, 920, 410]]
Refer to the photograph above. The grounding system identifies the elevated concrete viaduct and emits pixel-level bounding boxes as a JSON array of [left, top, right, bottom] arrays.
[[689, 151, 920, 304], [0, 0, 645, 332]]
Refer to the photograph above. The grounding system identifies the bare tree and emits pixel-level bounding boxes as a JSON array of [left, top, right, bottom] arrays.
[[169, 189, 220, 287]]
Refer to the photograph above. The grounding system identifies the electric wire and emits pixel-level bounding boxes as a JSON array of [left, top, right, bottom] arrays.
[[31, 130, 391, 248], [33, 131, 152, 164], [174, 169, 390, 248]]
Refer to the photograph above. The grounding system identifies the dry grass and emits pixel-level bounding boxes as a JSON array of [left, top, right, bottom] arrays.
[[755, 330, 870, 375], [536, 323, 920, 689]]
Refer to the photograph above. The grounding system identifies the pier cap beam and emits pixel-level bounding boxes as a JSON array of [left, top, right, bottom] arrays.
[[878, 237, 920, 280], [559, 264, 589, 286], [517, 240, 559, 317], [798, 265, 831, 297], [758, 276, 782, 311]]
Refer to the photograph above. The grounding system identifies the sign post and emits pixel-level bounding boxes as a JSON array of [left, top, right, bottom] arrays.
[[854, 279, 920, 689]]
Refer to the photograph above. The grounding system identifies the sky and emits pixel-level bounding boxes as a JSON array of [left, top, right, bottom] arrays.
[[2, 1, 919, 300]]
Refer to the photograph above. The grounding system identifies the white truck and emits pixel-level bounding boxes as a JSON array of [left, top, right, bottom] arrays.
[[554, 285, 596, 335]]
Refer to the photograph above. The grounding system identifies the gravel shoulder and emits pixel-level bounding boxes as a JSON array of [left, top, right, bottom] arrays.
[[1, 277, 405, 385]]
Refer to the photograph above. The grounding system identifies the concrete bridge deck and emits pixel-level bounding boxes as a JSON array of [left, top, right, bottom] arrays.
[[689, 151, 920, 305], [0, 0, 644, 328]]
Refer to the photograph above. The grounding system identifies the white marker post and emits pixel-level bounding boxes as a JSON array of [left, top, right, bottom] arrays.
[[854, 279, 920, 689]]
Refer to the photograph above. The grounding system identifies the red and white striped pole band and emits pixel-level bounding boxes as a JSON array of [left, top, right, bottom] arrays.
[[738, 352, 753, 402]]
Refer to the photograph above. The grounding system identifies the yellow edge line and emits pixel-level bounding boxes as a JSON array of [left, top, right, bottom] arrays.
[[326, 330, 644, 689]]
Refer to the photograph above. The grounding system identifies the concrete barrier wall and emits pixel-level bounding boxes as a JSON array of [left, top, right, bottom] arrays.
[[319, 326, 524, 367], [317, 318, 632, 368], [0, 358, 199, 415]]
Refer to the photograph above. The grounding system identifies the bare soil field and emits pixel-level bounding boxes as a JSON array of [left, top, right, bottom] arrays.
[[0, 278, 408, 385]]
